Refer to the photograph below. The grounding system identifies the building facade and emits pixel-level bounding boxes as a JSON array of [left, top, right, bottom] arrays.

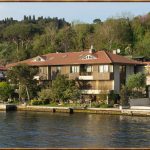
[[7, 48, 144, 97]]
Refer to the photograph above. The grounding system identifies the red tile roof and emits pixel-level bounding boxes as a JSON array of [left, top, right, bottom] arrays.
[[143, 61, 150, 65], [6, 50, 143, 68], [0, 66, 7, 71]]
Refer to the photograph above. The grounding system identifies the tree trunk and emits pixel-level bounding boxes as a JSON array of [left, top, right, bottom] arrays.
[[18, 83, 21, 101], [13, 39, 20, 60], [26, 86, 30, 101]]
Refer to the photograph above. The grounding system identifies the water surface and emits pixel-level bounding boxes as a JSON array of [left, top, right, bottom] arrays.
[[0, 111, 149, 148]]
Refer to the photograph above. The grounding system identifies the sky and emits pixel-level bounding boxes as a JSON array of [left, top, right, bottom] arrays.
[[0, 2, 150, 23]]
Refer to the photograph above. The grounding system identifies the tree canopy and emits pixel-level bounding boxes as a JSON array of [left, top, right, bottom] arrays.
[[126, 72, 146, 98], [0, 82, 13, 101], [7, 64, 38, 101], [0, 14, 150, 65], [50, 74, 81, 102]]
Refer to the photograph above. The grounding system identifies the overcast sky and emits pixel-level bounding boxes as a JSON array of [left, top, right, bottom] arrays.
[[0, 2, 150, 23]]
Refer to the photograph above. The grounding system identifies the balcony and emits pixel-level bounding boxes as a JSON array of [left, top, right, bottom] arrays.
[[93, 72, 114, 80], [79, 72, 93, 80], [79, 76, 93, 80], [81, 89, 101, 94], [81, 89, 110, 94]]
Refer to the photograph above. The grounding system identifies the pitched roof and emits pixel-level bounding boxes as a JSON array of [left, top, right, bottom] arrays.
[[143, 61, 150, 65], [0, 66, 7, 71], [6, 50, 143, 68]]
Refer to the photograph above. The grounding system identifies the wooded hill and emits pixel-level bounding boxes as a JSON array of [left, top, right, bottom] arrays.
[[0, 13, 150, 65]]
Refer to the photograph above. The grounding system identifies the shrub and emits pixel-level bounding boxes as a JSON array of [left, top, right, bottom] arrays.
[[126, 73, 146, 98], [49, 101, 58, 107], [97, 94, 107, 104], [42, 99, 50, 105], [0, 82, 13, 102], [108, 90, 120, 104], [8, 99, 19, 104], [31, 99, 43, 105], [30, 98, 50, 105], [38, 89, 52, 101], [100, 103, 109, 108], [91, 102, 101, 108], [127, 73, 146, 90]]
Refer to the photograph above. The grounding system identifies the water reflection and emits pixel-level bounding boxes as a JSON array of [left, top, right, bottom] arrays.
[[0, 111, 149, 148]]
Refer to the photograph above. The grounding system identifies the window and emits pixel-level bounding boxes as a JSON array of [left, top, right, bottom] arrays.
[[103, 65, 108, 72], [86, 65, 93, 72], [99, 65, 103, 73], [36, 57, 41, 61], [99, 65, 113, 73], [33, 56, 45, 62], [109, 65, 113, 72], [82, 55, 96, 60], [71, 66, 79, 73], [39, 67, 47, 74], [56, 66, 61, 72]]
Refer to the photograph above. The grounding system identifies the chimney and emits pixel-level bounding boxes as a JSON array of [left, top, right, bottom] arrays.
[[89, 45, 95, 53]]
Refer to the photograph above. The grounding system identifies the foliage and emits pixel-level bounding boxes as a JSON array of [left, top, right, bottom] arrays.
[[97, 94, 107, 103], [91, 102, 109, 108], [91, 102, 101, 108], [126, 73, 146, 98], [7, 64, 38, 101], [0, 82, 13, 101], [93, 18, 102, 24], [38, 89, 52, 101], [108, 90, 120, 104], [30, 99, 43, 105], [126, 72, 146, 90], [100, 103, 110, 108], [0, 14, 150, 65], [50, 74, 81, 102], [8, 99, 19, 104]]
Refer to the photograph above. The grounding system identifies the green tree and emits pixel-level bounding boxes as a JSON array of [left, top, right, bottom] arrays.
[[38, 89, 52, 101], [126, 72, 146, 98], [50, 74, 81, 102], [3, 23, 41, 60], [0, 82, 13, 102], [73, 24, 94, 50], [93, 18, 102, 24], [93, 18, 133, 51], [7, 64, 38, 101], [32, 23, 57, 55], [134, 31, 150, 57], [56, 26, 77, 52]]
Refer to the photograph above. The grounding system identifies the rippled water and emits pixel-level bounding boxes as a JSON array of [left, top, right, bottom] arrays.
[[0, 111, 150, 148]]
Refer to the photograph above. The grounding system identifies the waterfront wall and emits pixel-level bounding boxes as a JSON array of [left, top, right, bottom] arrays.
[[129, 98, 150, 106], [0, 104, 17, 111], [1, 104, 150, 116], [17, 105, 150, 116]]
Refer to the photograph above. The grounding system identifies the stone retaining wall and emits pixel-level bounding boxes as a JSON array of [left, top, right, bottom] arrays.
[[1, 105, 150, 116], [129, 98, 150, 106]]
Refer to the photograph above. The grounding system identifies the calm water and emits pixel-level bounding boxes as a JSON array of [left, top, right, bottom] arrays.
[[0, 111, 150, 148]]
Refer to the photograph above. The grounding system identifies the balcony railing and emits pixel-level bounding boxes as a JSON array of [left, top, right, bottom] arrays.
[[80, 72, 92, 76], [93, 72, 114, 80]]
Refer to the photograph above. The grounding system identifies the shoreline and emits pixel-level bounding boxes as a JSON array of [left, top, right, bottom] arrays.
[[1, 104, 150, 117]]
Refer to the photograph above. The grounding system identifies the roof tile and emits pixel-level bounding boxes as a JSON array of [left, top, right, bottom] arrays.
[[6, 50, 143, 68]]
